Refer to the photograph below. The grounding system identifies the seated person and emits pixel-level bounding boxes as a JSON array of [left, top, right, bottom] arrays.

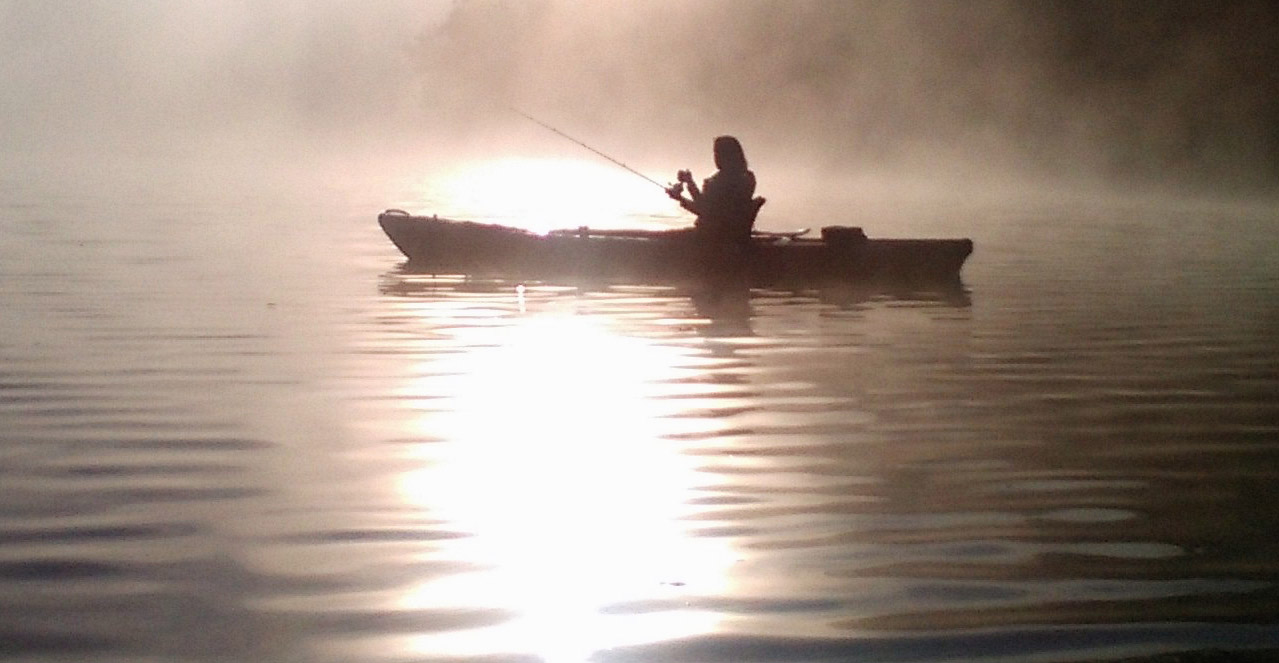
[[667, 136, 765, 246]]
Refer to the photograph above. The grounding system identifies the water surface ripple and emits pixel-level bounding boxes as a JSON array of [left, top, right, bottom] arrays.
[[2, 183, 1278, 663]]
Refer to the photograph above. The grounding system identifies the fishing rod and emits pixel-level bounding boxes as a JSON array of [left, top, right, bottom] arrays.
[[509, 107, 669, 191]]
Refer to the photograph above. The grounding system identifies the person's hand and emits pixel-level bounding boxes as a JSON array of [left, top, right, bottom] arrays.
[[666, 182, 684, 199], [677, 169, 694, 184]]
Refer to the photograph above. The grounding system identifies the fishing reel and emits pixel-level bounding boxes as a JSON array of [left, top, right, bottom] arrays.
[[667, 169, 695, 199]]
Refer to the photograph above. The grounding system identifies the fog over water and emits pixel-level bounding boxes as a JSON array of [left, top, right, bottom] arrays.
[[4, 4, 1279, 663], [4, 0, 1278, 199]]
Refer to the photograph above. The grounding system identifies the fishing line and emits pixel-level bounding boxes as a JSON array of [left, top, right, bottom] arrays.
[[508, 107, 669, 191]]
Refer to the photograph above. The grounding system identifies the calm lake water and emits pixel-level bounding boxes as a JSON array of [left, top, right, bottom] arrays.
[[2, 156, 1278, 663]]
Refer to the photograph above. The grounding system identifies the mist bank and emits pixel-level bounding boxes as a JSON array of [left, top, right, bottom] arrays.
[[423, 0, 1279, 195], [2, 1, 1276, 200], [0, 1, 443, 159]]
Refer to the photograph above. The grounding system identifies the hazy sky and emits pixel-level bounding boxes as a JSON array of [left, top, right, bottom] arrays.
[[0, 1, 448, 154], [3, 0, 1275, 192]]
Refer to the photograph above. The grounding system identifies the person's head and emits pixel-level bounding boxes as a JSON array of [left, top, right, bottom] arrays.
[[713, 135, 747, 172]]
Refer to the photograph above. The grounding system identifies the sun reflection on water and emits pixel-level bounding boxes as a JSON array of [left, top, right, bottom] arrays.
[[394, 307, 736, 662]]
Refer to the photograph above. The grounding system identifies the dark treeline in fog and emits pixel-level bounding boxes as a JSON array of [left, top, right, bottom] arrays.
[[422, 0, 1279, 192]]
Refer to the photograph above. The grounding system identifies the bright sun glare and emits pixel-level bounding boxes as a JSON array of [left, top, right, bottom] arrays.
[[431, 157, 680, 234], [394, 310, 735, 662]]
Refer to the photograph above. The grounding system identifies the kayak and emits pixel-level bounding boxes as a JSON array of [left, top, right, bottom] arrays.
[[377, 210, 973, 286]]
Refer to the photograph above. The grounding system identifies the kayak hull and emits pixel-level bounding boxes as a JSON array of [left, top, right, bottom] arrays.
[[377, 211, 973, 287]]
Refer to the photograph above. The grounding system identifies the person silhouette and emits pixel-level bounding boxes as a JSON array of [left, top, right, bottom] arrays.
[[667, 136, 765, 248]]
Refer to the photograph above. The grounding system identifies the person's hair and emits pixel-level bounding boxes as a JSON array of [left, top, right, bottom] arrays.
[[713, 136, 747, 172]]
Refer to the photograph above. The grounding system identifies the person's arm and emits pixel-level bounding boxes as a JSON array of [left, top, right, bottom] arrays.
[[667, 170, 702, 215], [679, 170, 701, 201], [667, 185, 700, 214]]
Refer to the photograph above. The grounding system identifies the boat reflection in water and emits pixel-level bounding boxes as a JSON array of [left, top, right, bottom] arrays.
[[372, 270, 971, 662]]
